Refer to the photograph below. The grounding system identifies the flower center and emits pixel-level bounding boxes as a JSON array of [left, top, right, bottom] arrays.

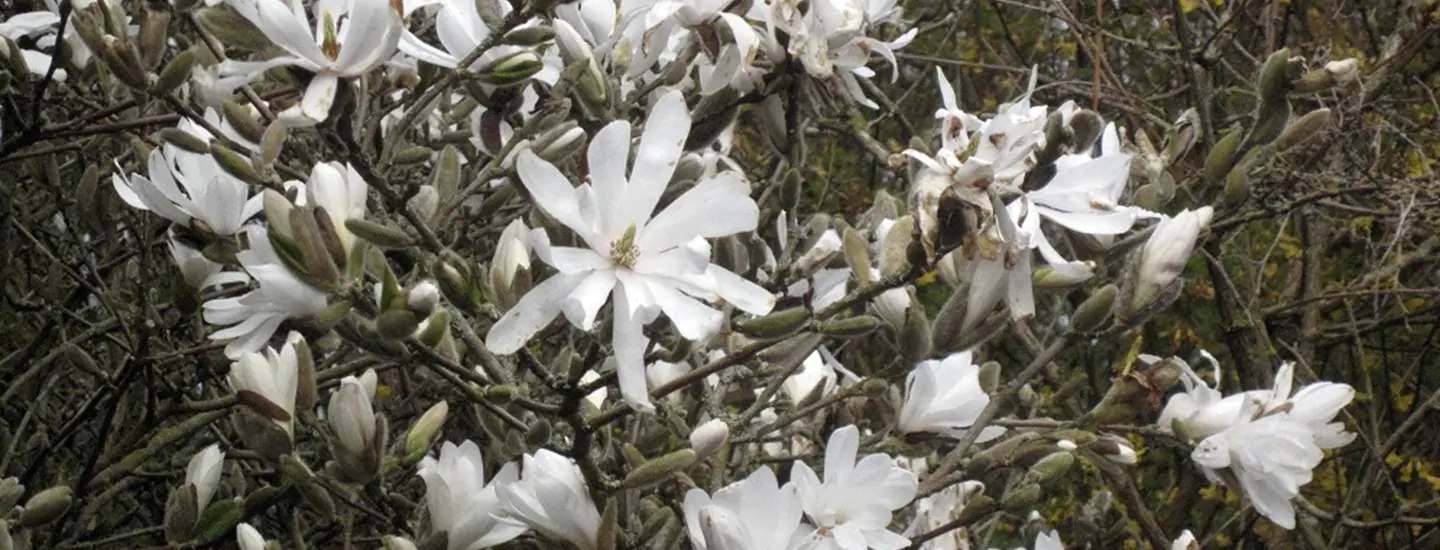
[[321, 13, 341, 60], [609, 224, 639, 269]]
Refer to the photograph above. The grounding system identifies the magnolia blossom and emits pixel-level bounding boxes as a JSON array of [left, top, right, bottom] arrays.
[[417, 441, 526, 549], [112, 118, 263, 238], [293, 161, 370, 256], [236, 522, 267, 550], [897, 351, 1005, 443], [761, 0, 917, 108], [496, 449, 602, 550], [490, 218, 533, 301], [485, 90, 775, 410], [782, 348, 857, 405], [0, 11, 68, 80], [621, 0, 763, 94], [400, 0, 558, 84], [683, 466, 803, 550], [1131, 207, 1213, 311], [1028, 122, 1158, 245], [185, 444, 225, 513], [1161, 361, 1355, 529], [226, 331, 304, 436], [203, 225, 328, 357], [168, 237, 229, 289], [220, 0, 403, 124], [905, 480, 984, 550], [329, 373, 378, 460], [1172, 530, 1198, 550], [793, 425, 918, 550]]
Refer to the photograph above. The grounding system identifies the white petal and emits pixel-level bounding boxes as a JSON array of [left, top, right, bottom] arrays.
[[486, 273, 584, 354]]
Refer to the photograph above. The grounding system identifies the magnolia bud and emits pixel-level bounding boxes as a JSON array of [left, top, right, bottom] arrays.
[[1274, 107, 1332, 151], [409, 185, 440, 221], [345, 219, 413, 248], [1129, 208, 1212, 315], [393, 146, 433, 165], [619, 450, 697, 490], [153, 49, 197, 96], [403, 401, 449, 465], [477, 51, 544, 87], [1000, 482, 1042, 512], [407, 281, 441, 315], [1203, 130, 1242, 186], [1257, 48, 1294, 103], [841, 227, 872, 283], [734, 307, 809, 339], [816, 316, 881, 338], [1093, 437, 1138, 465], [160, 128, 211, 154], [222, 100, 267, 143], [1324, 58, 1359, 85], [376, 310, 420, 340], [415, 308, 450, 347], [1070, 284, 1116, 334], [192, 499, 243, 544], [19, 485, 72, 527], [689, 419, 729, 459], [211, 143, 263, 184], [329, 375, 377, 469], [1068, 110, 1104, 153], [1029, 452, 1075, 483], [0, 478, 23, 512]]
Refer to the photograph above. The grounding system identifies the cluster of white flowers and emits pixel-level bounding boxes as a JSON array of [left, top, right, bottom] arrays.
[[72, 0, 1364, 546]]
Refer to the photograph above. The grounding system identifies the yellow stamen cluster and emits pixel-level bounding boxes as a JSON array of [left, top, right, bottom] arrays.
[[609, 224, 640, 269]]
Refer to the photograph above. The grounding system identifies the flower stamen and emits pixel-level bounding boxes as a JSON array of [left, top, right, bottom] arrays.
[[609, 224, 640, 269]]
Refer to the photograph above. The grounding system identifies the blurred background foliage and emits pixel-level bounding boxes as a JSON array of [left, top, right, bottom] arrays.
[[2, 0, 1439, 548]]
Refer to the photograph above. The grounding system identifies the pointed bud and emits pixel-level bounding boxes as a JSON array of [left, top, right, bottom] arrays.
[[165, 484, 200, 542], [345, 219, 413, 248], [375, 309, 420, 340], [1245, 99, 1291, 148], [1274, 107, 1332, 151], [1068, 110, 1104, 153], [19, 486, 72, 528], [222, 101, 266, 144], [103, 36, 150, 88], [977, 361, 1001, 394], [1221, 168, 1249, 208], [620, 450, 697, 490], [503, 25, 556, 46], [191, 498, 243, 544], [477, 51, 545, 87], [1257, 48, 1294, 103], [900, 305, 933, 367], [1070, 284, 1117, 334], [689, 419, 729, 459], [1129, 208, 1212, 315], [160, 128, 211, 154], [402, 401, 449, 465], [154, 49, 197, 96], [258, 121, 287, 167], [392, 146, 434, 166], [842, 227, 872, 284], [534, 124, 588, 163], [211, 143, 263, 184], [1203, 130, 1242, 186], [816, 315, 881, 338], [1028, 452, 1075, 482], [0, 478, 23, 512], [1000, 482, 1042, 512], [415, 308, 450, 347], [734, 307, 809, 339]]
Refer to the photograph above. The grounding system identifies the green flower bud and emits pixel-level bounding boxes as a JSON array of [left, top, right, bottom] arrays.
[[977, 361, 1001, 394], [190, 498, 242, 544], [900, 305, 933, 367], [477, 51, 544, 87], [258, 121, 287, 168], [1068, 109, 1104, 154], [345, 219, 414, 248], [842, 227, 872, 283], [375, 309, 420, 340], [1000, 482, 1043, 512], [211, 142, 263, 184], [526, 418, 553, 447], [1221, 168, 1249, 208], [103, 35, 150, 89], [1070, 284, 1117, 334], [294, 338, 317, 413], [1274, 107, 1332, 152], [619, 450, 697, 490], [391, 146, 433, 166], [734, 307, 810, 339], [1245, 99, 1291, 148], [1203, 130, 1243, 186], [816, 316, 881, 338], [502, 25, 555, 46], [220, 100, 266, 144], [160, 128, 211, 154], [19, 485, 72, 528], [153, 48, 197, 96], [137, 9, 170, 69], [415, 308, 450, 347], [0, 478, 23, 512], [164, 484, 199, 542], [402, 401, 449, 465], [952, 494, 997, 526], [596, 499, 618, 550], [1257, 48, 1294, 103]]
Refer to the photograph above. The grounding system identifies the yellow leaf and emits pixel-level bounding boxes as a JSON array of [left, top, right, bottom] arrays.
[[1180, 0, 1200, 12]]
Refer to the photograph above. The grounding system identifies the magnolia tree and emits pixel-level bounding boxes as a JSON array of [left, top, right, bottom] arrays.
[[1, 0, 1425, 549]]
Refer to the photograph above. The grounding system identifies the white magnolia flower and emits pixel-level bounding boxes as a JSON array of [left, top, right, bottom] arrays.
[[793, 425, 918, 550], [0, 11, 68, 80], [619, 0, 763, 94], [1164, 361, 1355, 529], [491, 218, 533, 294], [897, 351, 1005, 443], [961, 194, 1037, 331], [203, 225, 328, 358], [496, 449, 602, 550], [226, 331, 303, 436], [485, 90, 775, 410], [297, 161, 370, 256], [683, 466, 804, 550], [905, 480, 984, 550], [236, 522, 267, 550], [689, 418, 730, 458], [1029, 122, 1158, 240], [781, 348, 857, 405], [185, 444, 225, 513], [400, 0, 558, 83], [1172, 530, 1198, 550], [220, 0, 403, 124], [417, 440, 527, 549], [112, 118, 263, 237], [1131, 206, 1213, 310], [932, 68, 985, 152], [329, 373, 377, 459], [762, 0, 917, 109]]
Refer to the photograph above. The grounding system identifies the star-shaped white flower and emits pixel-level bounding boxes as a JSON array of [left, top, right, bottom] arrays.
[[485, 90, 775, 410]]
